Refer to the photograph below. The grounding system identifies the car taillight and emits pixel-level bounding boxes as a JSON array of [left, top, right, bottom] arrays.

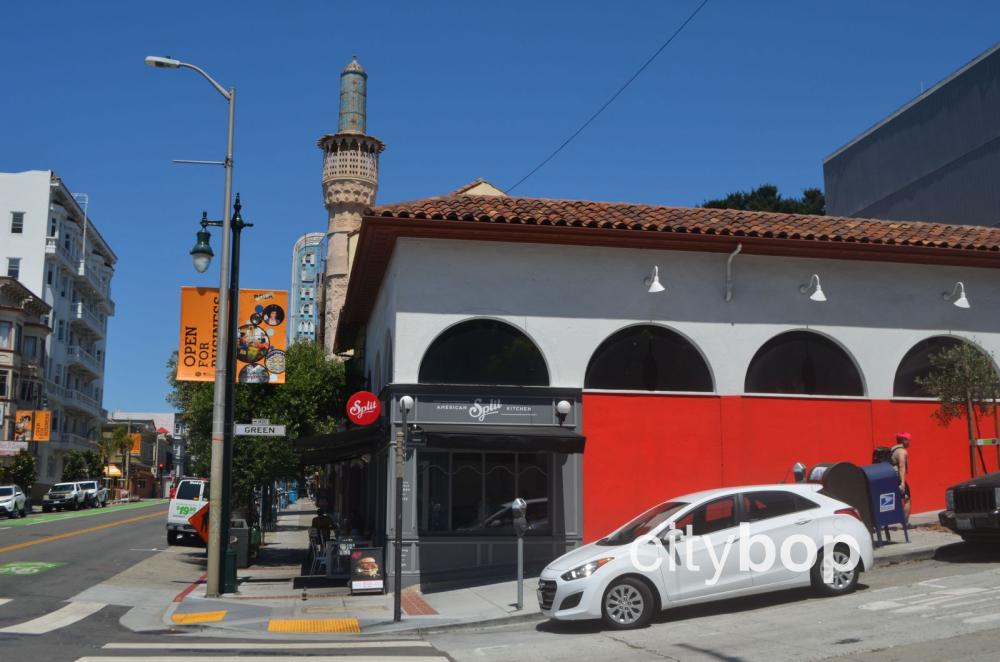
[[835, 507, 863, 522]]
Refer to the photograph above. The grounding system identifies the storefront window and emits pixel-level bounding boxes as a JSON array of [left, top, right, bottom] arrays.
[[585, 325, 713, 391], [744, 331, 864, 396], [418, 319, 549, 386], [894, 336, 986, 397], [417, 451, 551, 535]]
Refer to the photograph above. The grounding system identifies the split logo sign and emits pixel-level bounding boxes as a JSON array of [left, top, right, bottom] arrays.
[[0, 561, 66, 576]]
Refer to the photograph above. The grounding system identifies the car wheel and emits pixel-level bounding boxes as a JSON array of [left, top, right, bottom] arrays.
[[602, 577, 654, 630], [20, 505, 28, 518], [42, 505, 51, 513], [811, 545, 860, 596]]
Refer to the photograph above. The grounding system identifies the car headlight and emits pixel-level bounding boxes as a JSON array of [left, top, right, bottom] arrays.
[[561, 557, 614, 581], [0, 498, 11, 505], [947, 489, 955, 512]]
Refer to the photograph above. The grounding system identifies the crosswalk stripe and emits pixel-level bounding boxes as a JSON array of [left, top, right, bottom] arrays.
[[0, 598, 11, 607], [104, 641, 433, 650], [78, 658, 449, 662], [0, 601, 105, 635]]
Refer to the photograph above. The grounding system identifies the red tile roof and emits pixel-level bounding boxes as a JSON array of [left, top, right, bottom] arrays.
[[371, 194, 1000, 252]]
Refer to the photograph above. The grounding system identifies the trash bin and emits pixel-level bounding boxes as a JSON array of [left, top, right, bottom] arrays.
[[230, 518, 251, 569], [808, 461, 874, 530], [860, 463, 908, 544]]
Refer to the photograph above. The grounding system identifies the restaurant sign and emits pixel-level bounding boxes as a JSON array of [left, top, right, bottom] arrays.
[[412, 395, 576, 426]]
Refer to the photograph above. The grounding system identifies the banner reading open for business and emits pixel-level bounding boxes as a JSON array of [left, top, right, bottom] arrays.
[[177, 286, 288, 384]]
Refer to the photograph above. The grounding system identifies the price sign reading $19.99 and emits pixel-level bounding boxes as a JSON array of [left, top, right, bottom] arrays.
[[347, 391, 381, 426]]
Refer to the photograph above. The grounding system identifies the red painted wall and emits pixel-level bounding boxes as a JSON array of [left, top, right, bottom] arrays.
[[582, 393, 1000, 542]]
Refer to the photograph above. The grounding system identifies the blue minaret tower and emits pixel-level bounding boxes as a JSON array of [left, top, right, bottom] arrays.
[[318, 56, 385, 354], [339, 56, 367, 134]]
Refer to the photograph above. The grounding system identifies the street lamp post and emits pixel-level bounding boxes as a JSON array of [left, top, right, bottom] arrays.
[[395, 395, 414, 622], [146, 55, 236, 597]]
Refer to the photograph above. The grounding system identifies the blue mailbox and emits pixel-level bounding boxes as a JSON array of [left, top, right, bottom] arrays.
[[861, 463, 908, 545]]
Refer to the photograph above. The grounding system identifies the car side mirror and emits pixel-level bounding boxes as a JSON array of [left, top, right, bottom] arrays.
[[660, 527, 684, 543]]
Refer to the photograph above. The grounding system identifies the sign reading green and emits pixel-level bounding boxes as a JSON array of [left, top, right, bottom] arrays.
[[0, 561, 66, 576]]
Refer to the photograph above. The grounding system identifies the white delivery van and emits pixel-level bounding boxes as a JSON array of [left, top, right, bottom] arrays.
[[166, 478, 209, 545]]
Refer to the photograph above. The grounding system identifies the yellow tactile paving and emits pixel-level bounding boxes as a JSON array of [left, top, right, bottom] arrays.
[[266, 618, 361, 633], [171, 610, 227, 624]]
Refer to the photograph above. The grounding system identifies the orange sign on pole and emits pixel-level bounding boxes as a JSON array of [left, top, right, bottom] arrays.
[[129, 432, 142, 455], [176, 286, 288, 384], [188, 503, 210, 543], [13, 410, 51, 442]]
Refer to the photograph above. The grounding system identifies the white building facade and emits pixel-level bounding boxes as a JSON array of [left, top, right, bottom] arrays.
[[1, 170, 116, 487], [289, 232, 325, 344]]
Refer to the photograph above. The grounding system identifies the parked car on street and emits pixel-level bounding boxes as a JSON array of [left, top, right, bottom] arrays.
[[77, 480, 109, 508], [42, 482, 86, 512], [538, 484, 874, 629], [939, 472, 1000, 542], [0, 484, 28, 518], [166, 478, 209, 545]]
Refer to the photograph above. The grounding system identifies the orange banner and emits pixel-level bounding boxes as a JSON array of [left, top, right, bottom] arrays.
[[130, 432, 142, 455], [13, 410, 51, 442], [177, 287, 287, 384]]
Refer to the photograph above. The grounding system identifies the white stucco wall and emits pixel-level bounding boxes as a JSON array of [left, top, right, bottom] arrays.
[[361, 236, 1000, 399]]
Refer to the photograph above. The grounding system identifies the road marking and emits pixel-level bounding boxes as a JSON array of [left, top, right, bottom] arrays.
[[0, 510, 164, 554], [0, 598, 10, 607], [0, 601, 105, 634], [171, 610, 226, 624], [103, 641, 433, 650], [964, 612, 1000, 625], [0, 561, 65, 575]]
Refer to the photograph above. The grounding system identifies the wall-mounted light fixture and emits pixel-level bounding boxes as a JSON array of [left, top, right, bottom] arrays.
[[555, 400, 572, 425], [799, 274, 826, 302], [943, 281, 970, 309], [644, 266, 665, 294]]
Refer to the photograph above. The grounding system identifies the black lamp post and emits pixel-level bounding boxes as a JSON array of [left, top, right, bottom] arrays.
[[190, 194, 252, 593]]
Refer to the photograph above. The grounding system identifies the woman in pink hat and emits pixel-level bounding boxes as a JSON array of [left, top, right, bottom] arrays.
[[892, 432, 912, 520]]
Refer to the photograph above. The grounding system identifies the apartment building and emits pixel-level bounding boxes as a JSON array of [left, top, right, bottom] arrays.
[[289, 232, 324, 343], [1, 170, 116, 487]]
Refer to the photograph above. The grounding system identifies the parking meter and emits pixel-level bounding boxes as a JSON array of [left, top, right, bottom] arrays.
[[512, 497, 528, 610]]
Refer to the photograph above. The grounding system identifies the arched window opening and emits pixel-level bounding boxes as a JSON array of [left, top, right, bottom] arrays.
[[745, 331, 863, 396], [585, 325, 713, 391], [893, 336, 988, 397], [419, 320, 549, 386]]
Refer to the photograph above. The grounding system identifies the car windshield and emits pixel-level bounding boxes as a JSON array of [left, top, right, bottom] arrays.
[[0, 487, 13, 496], [596, 501, 688, 545], [52, 484, 74, 492], [79, 482, 96, 489], [175, 481, 204, 501]]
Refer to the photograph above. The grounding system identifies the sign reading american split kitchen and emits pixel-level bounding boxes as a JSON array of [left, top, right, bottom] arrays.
[[177, 287, 288, 383]]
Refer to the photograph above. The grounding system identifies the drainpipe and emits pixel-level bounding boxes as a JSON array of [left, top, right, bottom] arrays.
[[725, 243, 743, 302]]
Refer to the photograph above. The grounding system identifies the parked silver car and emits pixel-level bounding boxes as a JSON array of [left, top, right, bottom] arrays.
[[0, 484, 28, 518], [77, 480, 109, 508]]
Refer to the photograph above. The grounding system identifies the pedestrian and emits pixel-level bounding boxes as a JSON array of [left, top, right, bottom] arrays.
[[311, 507, 336, 542], [891, 432, 912, 520]]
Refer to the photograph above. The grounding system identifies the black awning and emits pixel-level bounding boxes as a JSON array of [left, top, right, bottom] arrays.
[[294, 425, 385, 464], [417, 424, 585, 454]]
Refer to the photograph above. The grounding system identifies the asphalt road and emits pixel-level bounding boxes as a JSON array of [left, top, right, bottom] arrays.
[[427, 548, 1000, 662]]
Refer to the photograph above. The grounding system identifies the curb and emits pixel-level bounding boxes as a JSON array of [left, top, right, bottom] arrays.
[[873, 546, 943, 568], [410, 610, 545, 634]]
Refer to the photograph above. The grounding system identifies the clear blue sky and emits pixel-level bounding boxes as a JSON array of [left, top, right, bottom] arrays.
[[2, 1, 999, 412]]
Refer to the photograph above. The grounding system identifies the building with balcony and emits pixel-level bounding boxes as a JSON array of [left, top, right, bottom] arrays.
[[1, 170, 116, 485], [290, 232, 325, 344]]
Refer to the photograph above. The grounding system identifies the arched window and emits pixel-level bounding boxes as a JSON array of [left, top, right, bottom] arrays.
[[745, 331, 864, 396], [585, 325, 713, 391], [893, 336, 987, 397], [419, 319, 549, 386]]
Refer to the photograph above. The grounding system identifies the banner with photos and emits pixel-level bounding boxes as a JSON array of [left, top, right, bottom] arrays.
[[13, 410, 51, 442]]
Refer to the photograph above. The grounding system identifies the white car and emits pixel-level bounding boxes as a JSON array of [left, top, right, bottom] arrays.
[[0, 484, 28, 518], [538, 484, 874, 629]]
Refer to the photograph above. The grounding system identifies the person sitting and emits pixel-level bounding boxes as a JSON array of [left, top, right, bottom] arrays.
[[311, 508, 336, 542]]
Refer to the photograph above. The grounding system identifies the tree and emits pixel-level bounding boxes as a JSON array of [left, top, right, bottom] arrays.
[[702, 184, 825, 215], [82, 450, 103, 480], [61, 451, 88, 481], [98, 435, 119, 475], [1, 450, 37, 492], [166, 341, 347, 517], [916, 341, 999, 477]]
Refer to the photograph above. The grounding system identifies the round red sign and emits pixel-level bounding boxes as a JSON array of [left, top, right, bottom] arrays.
[[347, 391, 381, 426]]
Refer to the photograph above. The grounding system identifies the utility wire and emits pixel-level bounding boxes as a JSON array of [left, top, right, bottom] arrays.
[[505, 0, 710, 194]]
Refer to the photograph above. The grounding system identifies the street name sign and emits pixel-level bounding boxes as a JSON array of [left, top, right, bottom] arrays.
[[234, 422, 286, 437]]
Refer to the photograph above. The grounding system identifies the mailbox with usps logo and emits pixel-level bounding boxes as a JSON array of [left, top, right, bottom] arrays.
[[861, 462, 907, 541]]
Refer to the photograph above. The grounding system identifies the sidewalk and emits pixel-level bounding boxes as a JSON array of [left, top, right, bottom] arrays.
[[147, 506, 961, 637]]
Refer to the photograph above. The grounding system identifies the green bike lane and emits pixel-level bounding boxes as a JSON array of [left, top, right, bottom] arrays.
[[0, 500, 170, 629], [1, 499, 167, 528]]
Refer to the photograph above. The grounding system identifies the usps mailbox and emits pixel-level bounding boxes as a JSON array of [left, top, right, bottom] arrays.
[[808, 462, 874, 530], [860, 463, 908, 545]]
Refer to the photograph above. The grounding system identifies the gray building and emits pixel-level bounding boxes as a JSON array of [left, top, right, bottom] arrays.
[[824, 42, 1000, 226]]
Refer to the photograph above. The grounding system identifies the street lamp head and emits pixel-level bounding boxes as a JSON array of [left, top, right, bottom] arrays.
[[190, 218, 214, 273], [145, 55, 181, 69], [399, 395, 414, 413]]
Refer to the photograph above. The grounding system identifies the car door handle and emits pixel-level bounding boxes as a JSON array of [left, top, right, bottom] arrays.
[[794, 518, 813, 525]]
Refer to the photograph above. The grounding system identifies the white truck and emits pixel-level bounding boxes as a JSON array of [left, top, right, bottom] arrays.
[[166, 478, 209, 545], [42, 482, 86, 511], [77, 480, 109, 508]]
